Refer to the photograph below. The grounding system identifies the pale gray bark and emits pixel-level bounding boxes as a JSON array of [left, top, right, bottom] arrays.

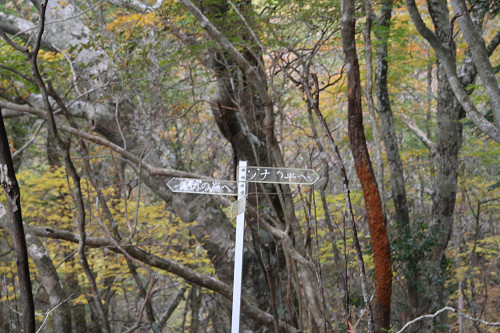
[[0, 11, 56, 51], [106, 0, 163, 13], [408, 0, 463, 331], [449, 0, 500, 126], [27, 224, 301, 332], [176, 1, 327, 330], [1, 0, 326, 330], [403, 0, 500, 326], [375, 0, 411, 230], [24, 230, 72, 332], [405, 0, 500, 143], [399, 113, 437, 155]]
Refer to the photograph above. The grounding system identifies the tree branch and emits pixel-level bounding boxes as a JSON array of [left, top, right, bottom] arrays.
[[26, 225, 300, 332], [59, 126, 205, 178], [395, 306, 500, 333], [486, 30, 500, 56], [0, 30, 28, 53], [406, 0, 500, 143], [106, 0, 163, 13], [449, 0, 500, 125], [0, 12, 56, 52], [0, 100, 206, 178], [399, 113, 437, 155], [0, 64, 37, 86], [176, 0, 271, 107]]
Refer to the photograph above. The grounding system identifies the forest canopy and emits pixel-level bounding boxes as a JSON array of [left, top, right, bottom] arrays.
[[0, 0, 499, 332]]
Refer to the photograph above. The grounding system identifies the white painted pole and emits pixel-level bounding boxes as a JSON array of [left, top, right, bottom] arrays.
[[231, 161, 247, 333]]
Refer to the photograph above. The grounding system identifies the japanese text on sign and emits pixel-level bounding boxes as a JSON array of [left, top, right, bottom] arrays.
[[167, 178, 239, 196], [245, 166, 319, 185]]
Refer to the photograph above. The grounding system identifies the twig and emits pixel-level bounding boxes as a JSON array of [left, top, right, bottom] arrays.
[[0, 30, 28, 53], [309, 73, 375, 333], [114, 89, 127, 149], [0, 64, 37, 86], [35, 294, 74, 333], [12, 120, 45, 159], [449, 12, 466, 47], [395, 306, 500, 333], [399, 113, 437, 155], [122, 276, 156, 333]]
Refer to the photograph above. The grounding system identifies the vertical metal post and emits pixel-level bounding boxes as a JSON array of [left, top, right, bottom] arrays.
[[231, 161, 247, 333]]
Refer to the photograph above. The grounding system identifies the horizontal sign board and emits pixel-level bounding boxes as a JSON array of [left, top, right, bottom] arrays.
[[244, 166, 319, 185], [167, 178, 241, 196]]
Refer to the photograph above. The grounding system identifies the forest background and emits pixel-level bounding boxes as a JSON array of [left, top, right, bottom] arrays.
[[0, 0, 499, 332]]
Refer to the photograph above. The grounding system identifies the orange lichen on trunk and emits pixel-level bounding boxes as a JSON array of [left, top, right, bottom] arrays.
[[355, 156, 392, 329], [343, 31, 392, 333]]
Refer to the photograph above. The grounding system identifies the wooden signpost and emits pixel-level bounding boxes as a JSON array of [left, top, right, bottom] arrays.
[[167, 161, 319, 332]]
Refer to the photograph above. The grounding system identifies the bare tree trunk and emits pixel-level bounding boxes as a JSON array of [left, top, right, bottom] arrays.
[[374, 0, 410, 231], [449, 0, 500, 124], [340, 0, 392, 331], [177, 0, 327, 329], [372, 0, 421, 322], [410, 0, 463, 331], [24, 230, 72, 331], [0, 110, 36, 333], [65, 265, 88, 333], [405, 0, 500, 142], [362, 0, 386, 215], [418, 62, 462, 333], [189, 286, 201, 333], [158, 287, 186, 330]]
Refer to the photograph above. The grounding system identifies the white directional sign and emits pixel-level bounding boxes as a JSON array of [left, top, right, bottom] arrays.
[[244, 166, 319, 185], [166, 162, 319, 333], [166, 178, 240, 196]]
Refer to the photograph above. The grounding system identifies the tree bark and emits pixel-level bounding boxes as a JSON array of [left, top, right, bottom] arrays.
[[363, 0, 386, 215], [449, 0, 500, 126], [27, 224, 302, 333], [374, 0, 410, 230], [372, 0, 421, 321], [340, 0, 392, 331], [24, 230, 72, 332], [405, 0, 500, 143], [411, 0, 463, 331], [0, 110, 36, 333], [176, 1, 327, 329]]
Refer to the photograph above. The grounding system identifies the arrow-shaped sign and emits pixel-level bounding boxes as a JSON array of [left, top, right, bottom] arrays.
[[166, 178, 242, 196], [167, 167, 319, 196], [166, 162, 318, 333], [244, 166, 319, 185]]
